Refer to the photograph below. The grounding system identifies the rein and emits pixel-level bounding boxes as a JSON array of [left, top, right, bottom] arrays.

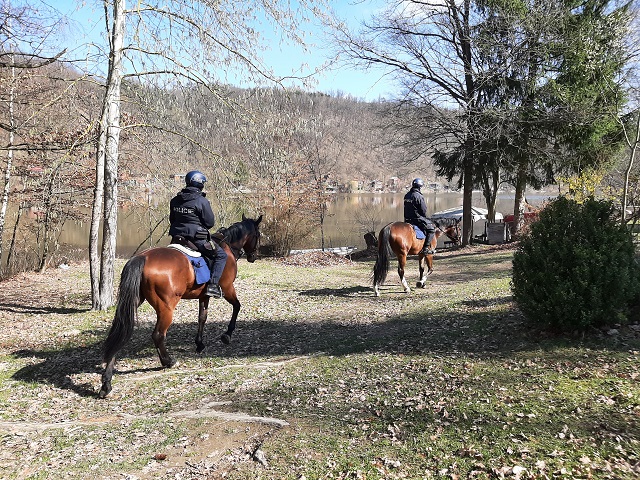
[[227, 243, 244, 260]]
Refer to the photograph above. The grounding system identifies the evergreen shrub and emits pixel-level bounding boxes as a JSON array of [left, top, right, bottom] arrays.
[[511, 196, 640, 332]]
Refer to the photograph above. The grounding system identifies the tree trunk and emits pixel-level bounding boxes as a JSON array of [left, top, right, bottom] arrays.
[[6, 202, 22, 273], [90, 120, 106, 308], [92, 0, 126, 310], [0, 54, 15, 267], [512, 159, 528, 236], [622, 114, 640, 223], [480, 166, 499, 222], [37, 172, 55, 273], [462, 156, 474, 245]]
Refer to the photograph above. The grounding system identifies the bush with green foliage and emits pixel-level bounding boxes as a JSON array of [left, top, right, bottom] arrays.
[[511, 196, 640, 332]]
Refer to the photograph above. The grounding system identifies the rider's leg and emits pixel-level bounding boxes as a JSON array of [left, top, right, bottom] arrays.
[[421, 221, 436, 255], [205, 243, 227, 298], [197, 241, 226, 298]]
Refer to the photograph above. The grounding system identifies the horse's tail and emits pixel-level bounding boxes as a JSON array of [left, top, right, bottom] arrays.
[[102, 255, 145, 363], [372, 224, 392, 286]]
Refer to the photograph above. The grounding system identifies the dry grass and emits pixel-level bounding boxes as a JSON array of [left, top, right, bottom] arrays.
[[0, 245, 639, 479]]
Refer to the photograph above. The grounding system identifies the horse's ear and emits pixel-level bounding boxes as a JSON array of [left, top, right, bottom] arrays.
[[242, 213, 247, 221], [256, 214, 263, 225]]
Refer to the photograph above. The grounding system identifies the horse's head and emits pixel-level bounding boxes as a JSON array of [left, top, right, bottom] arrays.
[[240, 214, 263, 263], [442, 219, 462, 246]]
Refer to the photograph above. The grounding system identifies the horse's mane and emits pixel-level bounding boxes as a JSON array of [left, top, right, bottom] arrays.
[[220, 218, 255, 244], [431, 217, 459, 228]]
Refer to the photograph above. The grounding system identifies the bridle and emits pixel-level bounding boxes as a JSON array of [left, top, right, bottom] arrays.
[[227, 227, 260, 262], [435, 221, 461, 245]]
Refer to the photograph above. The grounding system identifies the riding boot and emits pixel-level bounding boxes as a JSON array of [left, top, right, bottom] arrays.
[[205, 280, 223, 298], [422, 232, 436, 255]]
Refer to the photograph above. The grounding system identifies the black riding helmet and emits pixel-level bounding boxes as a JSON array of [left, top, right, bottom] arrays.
[[412, 178, 424, 189], [185, 170, 207, 189]]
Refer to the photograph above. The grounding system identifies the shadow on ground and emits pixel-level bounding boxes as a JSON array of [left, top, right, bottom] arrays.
[[10, 290, 639, 398]]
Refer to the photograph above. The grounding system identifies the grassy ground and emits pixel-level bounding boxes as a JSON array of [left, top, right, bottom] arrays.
[[0, 246, 638, 479]]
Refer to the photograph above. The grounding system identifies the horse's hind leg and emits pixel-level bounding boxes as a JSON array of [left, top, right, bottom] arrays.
[[152, 304, 178, 368], [99, 356, 116, 399], [220, 286, 240, 345], [398, 255, 410, 293], [195, 297, 210, 353]]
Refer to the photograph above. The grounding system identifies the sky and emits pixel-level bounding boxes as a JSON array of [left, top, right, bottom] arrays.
[[50, 0, 396, 102]]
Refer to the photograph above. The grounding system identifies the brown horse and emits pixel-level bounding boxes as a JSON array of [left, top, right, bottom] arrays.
[[99, 214, 262, 398], [372, 220, 461, 296]]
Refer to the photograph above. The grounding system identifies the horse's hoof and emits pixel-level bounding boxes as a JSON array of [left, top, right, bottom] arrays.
[[196, 342, 205, 353], [98, 385, 111, 399], [220, 333, 231, 345], [416, 281, 426, 288], [163, 357, 177, 368]]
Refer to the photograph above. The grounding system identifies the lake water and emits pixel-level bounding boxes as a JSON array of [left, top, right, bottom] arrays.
[[56, 191, 554, 258]]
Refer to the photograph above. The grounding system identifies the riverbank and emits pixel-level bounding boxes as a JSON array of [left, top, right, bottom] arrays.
[[1, 246, 638, 479]]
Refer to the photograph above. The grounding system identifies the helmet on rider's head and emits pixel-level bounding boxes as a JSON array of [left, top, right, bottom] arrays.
[[412, 178, 424, 189], [185, 170, 207, 189]]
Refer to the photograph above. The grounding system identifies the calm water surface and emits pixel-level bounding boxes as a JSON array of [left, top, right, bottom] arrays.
[[57, 191, 553, 257]]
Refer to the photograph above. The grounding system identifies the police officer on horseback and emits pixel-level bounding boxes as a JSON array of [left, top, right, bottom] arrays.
[[169, 170, 227, 298], [404, 177, 436, 255]]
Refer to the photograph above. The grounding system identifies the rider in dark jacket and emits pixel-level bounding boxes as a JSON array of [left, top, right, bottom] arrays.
[[169, 170, 227, 298], [404, 177, 436, 255]]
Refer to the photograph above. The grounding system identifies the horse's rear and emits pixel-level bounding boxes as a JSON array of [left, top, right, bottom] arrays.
[[99, 248, 197, 398], [141, 247, 201, 302]]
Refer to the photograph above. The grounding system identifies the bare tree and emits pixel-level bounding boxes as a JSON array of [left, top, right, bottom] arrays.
[[330, 0, 632, 241], [81, 0, 332, 309], [328, 0, 486, 245], [0, 1, 86, 275]]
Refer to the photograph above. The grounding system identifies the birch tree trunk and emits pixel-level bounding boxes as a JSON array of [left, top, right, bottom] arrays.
[[91, 0, 126, 310], [0, 54, 15, 270], [90, 110, 106, 308]]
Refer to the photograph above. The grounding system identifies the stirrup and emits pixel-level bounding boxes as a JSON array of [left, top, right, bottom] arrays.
[[422, 248, 436, 255], [205, 283, 224, 298]]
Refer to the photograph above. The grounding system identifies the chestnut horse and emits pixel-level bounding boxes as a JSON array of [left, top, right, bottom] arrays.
[[99, 214, 262, 398], [372, 220, 461, 296]]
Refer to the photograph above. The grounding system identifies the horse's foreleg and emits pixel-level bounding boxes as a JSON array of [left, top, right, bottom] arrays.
[[220, 292, 240, 345], [417, 254, 434, 289], [152, 305, 177, 368], [417, 254, 428, 288], [398, 255, 410, 293], [195, 297, 210, 353]]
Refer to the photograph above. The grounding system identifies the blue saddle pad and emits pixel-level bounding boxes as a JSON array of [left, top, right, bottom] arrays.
[[189, 256, 210, 285], [411, 224, 426, 240], [168, 244, 210, 285]]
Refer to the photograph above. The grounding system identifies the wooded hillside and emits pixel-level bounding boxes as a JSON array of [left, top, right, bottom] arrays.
[[0, 61, 433, 275]]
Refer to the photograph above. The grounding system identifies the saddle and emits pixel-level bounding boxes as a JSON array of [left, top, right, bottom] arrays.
[[168, 236, 209, 285], [211, 231, 226, 244], [170, 235, 198, 251]]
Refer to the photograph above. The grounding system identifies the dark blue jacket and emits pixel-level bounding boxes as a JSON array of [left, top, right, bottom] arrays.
[[404, 187, 428, 222], [169, 187, 215, 240]]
